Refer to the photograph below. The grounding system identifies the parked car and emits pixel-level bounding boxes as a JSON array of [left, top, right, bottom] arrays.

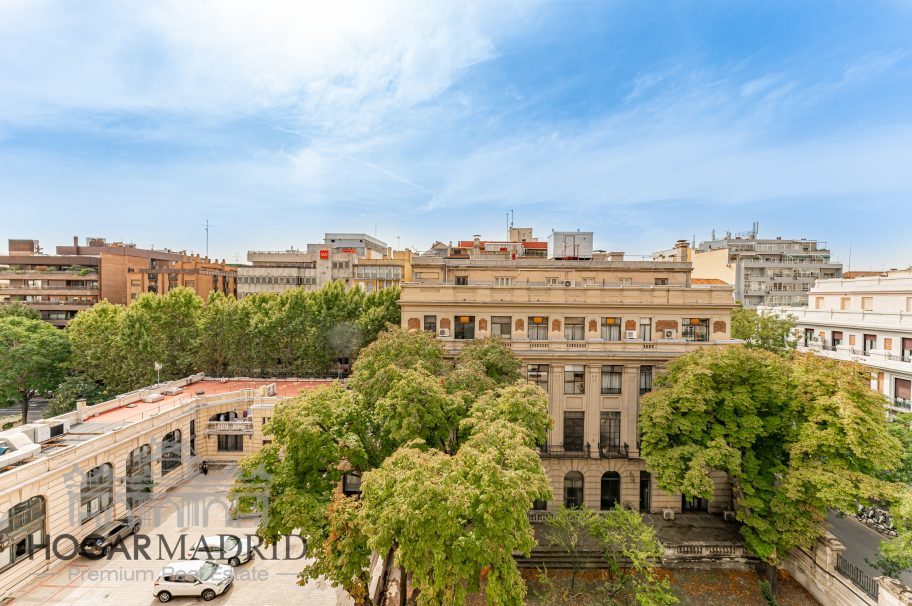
[[189, 534, 254, 567], [153, 560, 234, 603], [79, 516, 141, 558]]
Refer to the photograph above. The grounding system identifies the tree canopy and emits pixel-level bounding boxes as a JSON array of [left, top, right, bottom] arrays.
[[0, 302, 41, 320], [66, 282, 400, 395], [731, 307, 796, 354], [233, 329, 551, 605], [0, 316, 70, 422], [639, 347, 905, 563]]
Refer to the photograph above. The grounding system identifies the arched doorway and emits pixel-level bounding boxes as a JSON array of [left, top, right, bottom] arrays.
[[564, 471, 584, 508], [600, 471, 621, 510]]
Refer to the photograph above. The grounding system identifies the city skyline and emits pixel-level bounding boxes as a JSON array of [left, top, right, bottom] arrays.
[[2, 1, 911, 269]]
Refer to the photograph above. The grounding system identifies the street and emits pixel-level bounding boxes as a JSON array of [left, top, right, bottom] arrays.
[[826, 511, 912, 587]]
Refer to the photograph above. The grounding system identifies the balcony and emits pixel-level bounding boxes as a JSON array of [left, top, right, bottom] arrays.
[[891, 397, 912, 412], [207, 420, 254, 435], [441, 338, 727, 356], [539, 443, 590, 458], [598, 442, 630, 459]]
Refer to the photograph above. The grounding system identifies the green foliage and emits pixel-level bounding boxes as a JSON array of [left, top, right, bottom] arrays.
[[45, 373, 105, 417], [0, 316, 70, 421], [455, 337, 523, 385], [535, 506, 676, 606], [731, 307, 796, 354], [758, 580, 778, 606], [869, 492, 912, 580], [233, 328, 550, 606], [0, 302, 41, 320], [639, 348, 902, 563], [66, 282, 401, 394], [880, 413, 912, 485]]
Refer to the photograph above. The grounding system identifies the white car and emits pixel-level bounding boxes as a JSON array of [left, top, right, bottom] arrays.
[[189, 534, 254, 567], [153, 560, 234, 602]]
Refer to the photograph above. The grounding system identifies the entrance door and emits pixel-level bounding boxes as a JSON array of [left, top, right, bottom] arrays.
[[600, 472, 621, 510], [682, 494, 708, 512], [639, 471, 651, 512]]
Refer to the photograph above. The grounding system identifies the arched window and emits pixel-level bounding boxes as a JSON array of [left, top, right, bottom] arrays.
[[161, 430, 182, 475], [126, 444, 153, 509], [564, 471, 584, 508], [81, 463, 114, 523], [0, 496, 47, 573], [600, 471, 621, 510]]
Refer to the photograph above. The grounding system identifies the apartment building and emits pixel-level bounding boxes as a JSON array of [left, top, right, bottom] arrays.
[[0, 238, 237, 326], [762, 272, 912, 413], [0, 374, 326, 597], [238, 233, 409, 297], [682, 231, 842, 308], [402, 235, 737, 514]]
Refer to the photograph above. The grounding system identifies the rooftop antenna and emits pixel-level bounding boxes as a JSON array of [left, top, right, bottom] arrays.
[[847, 245, 852, 271], [204, 219, 212, 257]]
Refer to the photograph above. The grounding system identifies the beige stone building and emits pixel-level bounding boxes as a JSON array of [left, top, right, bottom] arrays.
[[401, 236, 737, 514], [0, 375, 324, 597]]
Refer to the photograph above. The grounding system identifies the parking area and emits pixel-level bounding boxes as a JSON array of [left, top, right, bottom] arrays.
[[10, 466, 353, 605]]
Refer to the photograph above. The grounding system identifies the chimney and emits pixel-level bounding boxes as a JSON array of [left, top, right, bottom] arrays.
[[76, 398, 87, 423], [73, 236, 79, 246], [675, 240, 690, 262]]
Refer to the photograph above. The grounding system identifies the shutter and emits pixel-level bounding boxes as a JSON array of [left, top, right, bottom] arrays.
[[896, 379, 911, 400]]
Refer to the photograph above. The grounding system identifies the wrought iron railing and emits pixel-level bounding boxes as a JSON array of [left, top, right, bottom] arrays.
[[835, 554, 878, 600], [598, 441, 629, 459], [538, 443, 590, 458]]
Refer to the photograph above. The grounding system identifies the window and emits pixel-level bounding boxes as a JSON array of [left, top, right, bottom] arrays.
[[189, 420, 196, 457], [815, 297, 824, 309], [494, 277, 515, 287], [80, 463, 114, 523], [655, 278, 668, 286], [545, 277, 559, 286], [583, 277, 595, 286], [342, 473, 362, 496], [601, 317, 621, 341], [896, 378, 911, 406], [682, 318, 709, 342], [564, 317, 585, 341], [564, 471, 584, 508], [564, 365, 586, 395], [528, 364, 549, 390], [563, 412, 585, 452], [832, 331, 843, 347], [618, 277, 632, 286], [161, 430, 182, 475], [490, 316, 511, 338], [454, 315, 475, 340], [638, 318, 652, 341], [262, 416, 271, 426], [528, 316, 548, 340], [639, 366, 653, 394], [0, 497, 47, 573], [455, 276, 468, 286], [599, 412, 621, 453], [862, 296, 873, 311], [902, 338, 912, 361], [423, 315, 437, 332], [600, 366, 622, 395], [863, 334, 876, 354], [840, 297, 850, 311], [217, 435, 244, 452], [126, 445, 152, 509]]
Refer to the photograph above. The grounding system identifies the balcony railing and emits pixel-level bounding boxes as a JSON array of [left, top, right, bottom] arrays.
[[886, 353, 912, 363], [892, 397, 912, 411], [539, 443, 590, 458], [835, 554, 878, 600], [207, 420, 254, 435], [598, 442, 630, 459]]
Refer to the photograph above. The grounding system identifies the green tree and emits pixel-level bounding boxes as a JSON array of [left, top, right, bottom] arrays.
[[880, 413, 912, 485], [731, 307, 796, 354], [233, 328, 551, 606], [639, 348, 901, 563], [0, 302, 41, 320], [65, 300, 129, 392], [44, 373, 104, 417], [0, 316, 70, 423], [455, 337, 523, 385], [534, 506, 676, 606]]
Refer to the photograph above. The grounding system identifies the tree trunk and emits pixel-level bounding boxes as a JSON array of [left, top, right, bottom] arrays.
[[20, 393, 30, 425], [765, 562, 779, 596], [399, 565, 407, 606]]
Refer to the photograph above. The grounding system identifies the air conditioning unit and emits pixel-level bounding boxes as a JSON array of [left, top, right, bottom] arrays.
[[662, 508, 675, 521], [625, 330, 637, 340], [723, 510, 737, 522], [663, 329, 676, 339], [142, 393, 164, 403], [438, 328, 450, 337], [563, 280, 572, 287]]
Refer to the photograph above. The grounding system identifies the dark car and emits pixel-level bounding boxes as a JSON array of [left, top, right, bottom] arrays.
[[80, 516, 142, 558]]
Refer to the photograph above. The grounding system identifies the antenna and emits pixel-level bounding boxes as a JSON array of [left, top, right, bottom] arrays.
[[204, 220, 212, 258], [847, 245, 852, 271]]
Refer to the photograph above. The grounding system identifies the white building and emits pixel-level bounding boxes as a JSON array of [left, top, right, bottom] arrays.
[[762, 273, 912, 412]]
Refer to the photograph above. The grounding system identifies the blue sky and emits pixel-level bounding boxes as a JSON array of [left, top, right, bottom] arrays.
[[1, 1, 910, 269]]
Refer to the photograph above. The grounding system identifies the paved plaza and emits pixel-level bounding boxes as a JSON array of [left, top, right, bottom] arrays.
[[8, 466, 352, 605]]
